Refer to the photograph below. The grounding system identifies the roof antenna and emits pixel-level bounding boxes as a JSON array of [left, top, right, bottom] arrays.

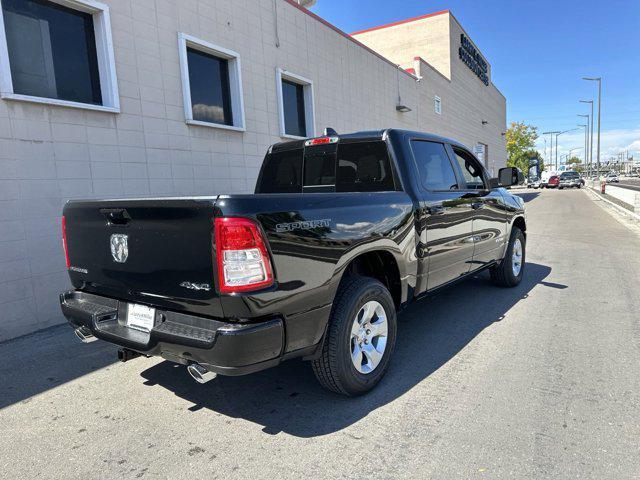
[[324, 127, 338, 136]]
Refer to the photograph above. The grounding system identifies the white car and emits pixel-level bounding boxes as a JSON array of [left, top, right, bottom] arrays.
[[527, 177, 541, 189], [605, 173, 620, 183]]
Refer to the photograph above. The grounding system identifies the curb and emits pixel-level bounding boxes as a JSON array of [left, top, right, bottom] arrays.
[[584, 187, 640, 222]]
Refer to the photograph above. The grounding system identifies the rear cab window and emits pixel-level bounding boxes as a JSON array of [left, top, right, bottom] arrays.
[[256, 140, 398, 193], [561, 171, 579, 179]]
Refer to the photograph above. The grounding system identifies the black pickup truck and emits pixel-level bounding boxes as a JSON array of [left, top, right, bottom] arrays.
[[60, 129, 526, 396]]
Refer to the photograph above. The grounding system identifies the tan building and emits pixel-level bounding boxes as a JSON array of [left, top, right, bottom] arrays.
[[0, 0, 506, 340], [352, 10, 507, 170]]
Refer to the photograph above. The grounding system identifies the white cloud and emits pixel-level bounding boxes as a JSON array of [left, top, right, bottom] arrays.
[[535, 127, 640, 164]]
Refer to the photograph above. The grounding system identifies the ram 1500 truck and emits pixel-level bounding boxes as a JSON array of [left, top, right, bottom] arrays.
[[60, 129, 526, 396]]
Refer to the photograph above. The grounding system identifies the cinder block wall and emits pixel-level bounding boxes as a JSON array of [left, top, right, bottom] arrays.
[[0, 0, 506, 341]]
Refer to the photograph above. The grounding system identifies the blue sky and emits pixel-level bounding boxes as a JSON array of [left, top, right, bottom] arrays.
[[310, 0, 640, 163]]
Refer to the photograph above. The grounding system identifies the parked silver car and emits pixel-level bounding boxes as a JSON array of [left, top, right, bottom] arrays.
[[559, 171, 582, 189]]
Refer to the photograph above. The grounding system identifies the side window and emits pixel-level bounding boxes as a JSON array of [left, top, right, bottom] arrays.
[[256, 148, 302, 193], [336, 141, 396, 192], [453, 148, 486, 190], [178, 34, 245, 131], [0, 0, 120, 110], [186, 47, 233, 125], [410, 140, 459, 191]]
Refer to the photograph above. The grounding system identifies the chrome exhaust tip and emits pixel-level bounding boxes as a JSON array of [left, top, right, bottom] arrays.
[[187, 363, 217, 384], [74, 326, 97, 343]]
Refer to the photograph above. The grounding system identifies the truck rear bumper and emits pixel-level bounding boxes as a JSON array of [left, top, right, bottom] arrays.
[[60, 290, 284, 376]]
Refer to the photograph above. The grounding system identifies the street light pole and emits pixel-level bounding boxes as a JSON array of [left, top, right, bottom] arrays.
[[578, 124, 588, 176], [583, 77, 601, 175], [556, 133, 560, 172], [579, 100, 594, 175], [554, 128, 580, 172], [542, 131, 560, 172], [566, 148, 580, 169], [578, 113, 590, 175]]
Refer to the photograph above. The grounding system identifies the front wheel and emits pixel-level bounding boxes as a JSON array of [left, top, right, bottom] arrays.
[[490, 227, 525, 287], [312, 277, 397, 396]]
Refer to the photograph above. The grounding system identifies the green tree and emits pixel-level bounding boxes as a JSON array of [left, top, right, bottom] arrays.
[[505, 122, 540, 173], [566, 156, 580, 165]]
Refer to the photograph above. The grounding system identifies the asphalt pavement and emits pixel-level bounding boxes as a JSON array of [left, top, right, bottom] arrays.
[[1, 189, 639, 479], [617, 179, 640, 192]]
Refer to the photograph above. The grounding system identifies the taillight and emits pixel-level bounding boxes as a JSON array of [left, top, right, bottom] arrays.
[[304, 136, 338, 146], [61, 215, 70, 269], [214, 217, 274, 294]]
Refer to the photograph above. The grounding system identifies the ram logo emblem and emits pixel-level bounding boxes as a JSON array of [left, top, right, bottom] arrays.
[[110, 234, 129, 263]]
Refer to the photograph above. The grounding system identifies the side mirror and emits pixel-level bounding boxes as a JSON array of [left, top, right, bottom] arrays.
[[495, 167, 524, 188]]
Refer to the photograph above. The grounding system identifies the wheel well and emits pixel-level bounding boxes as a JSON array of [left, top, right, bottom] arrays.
[[513, 216, 526, 237], [343, 251, 401, 310]]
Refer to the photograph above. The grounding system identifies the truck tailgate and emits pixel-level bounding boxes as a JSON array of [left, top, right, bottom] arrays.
[[63, 197, 223, 318]]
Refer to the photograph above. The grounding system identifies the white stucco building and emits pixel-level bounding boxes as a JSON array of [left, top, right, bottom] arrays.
[[0, 0, 506, 340]]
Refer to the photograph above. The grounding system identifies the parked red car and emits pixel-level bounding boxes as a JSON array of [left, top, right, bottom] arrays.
[[548, 175, 560, 188]]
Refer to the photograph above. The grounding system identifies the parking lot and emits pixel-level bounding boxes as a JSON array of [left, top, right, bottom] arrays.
[[1, 188, 639, 479]]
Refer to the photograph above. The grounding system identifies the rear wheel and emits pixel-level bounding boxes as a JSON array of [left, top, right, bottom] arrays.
[[312, 276, 397, 396], [490, 227, 525, 287]]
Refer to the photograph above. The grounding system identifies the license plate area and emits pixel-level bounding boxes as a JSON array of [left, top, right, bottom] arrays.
[[126, 303, 156, 332]]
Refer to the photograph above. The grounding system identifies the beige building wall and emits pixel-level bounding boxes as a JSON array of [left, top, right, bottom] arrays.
[[0, 0, 506, 341], [353, 10, 506, 174], [352, 11, 454, 80]]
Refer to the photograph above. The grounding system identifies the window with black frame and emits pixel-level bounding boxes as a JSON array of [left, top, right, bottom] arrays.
[[281, 79, 307, 137], [1, 0, 102, 105], [257, 149, 303, 193], [186, 47, 233, 126], [453, 148, 486, 190], [410, 140, 459, 191], [336, 141, 395, 192]]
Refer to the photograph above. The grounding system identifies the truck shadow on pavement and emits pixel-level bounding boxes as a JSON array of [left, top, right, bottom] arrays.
[[0, 326, 118, 410], [514, 191, 541, 203], [140, 262, 556, 437]]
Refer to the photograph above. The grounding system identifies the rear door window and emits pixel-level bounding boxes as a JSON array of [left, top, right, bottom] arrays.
[[336, 141, 395, 192], [410, 140, 459, 191]]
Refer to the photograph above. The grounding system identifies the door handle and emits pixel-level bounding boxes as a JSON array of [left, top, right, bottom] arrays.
[[101, 208, 131, 226]]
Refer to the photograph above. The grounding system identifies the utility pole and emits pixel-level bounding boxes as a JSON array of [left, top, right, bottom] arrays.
[[583, 77, 602, 175]]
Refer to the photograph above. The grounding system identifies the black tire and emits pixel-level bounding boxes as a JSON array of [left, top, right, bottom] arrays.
[[490, 227, 525, 287], [311, 276, 397, 396]]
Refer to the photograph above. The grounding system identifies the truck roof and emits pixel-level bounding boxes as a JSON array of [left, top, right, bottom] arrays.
[[270, 129, 470, 153]]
